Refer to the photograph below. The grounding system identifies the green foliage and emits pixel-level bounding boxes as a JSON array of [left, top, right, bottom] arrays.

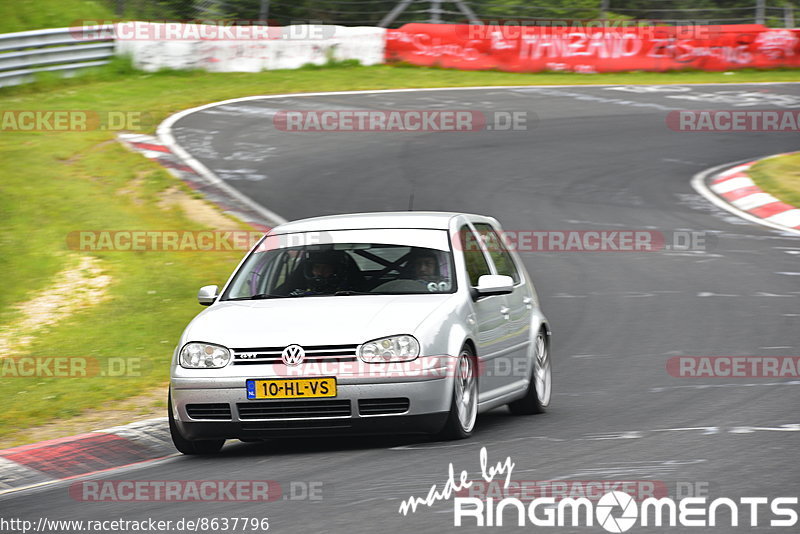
[[1, 0, 794, 34], [0, 0, 113, 33]]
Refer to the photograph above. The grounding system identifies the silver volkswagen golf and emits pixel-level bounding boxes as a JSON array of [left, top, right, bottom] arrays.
[[169, 212, 552, 454]]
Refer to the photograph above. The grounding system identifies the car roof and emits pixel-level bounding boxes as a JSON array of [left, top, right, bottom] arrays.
[[269, 211, 493, 234]]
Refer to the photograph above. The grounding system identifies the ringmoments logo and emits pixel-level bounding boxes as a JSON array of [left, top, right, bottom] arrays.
[[398, 448, 799, 531]]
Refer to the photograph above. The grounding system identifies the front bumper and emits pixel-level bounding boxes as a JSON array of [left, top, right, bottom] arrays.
[[171, 376, 453, 439]]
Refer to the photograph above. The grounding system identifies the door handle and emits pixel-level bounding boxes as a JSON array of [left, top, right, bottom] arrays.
[[500, 306, 510, 317], [523, 297, 533, 309]]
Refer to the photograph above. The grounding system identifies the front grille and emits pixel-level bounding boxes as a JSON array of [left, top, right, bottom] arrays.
[[232, 344, 358, 365], [237, 400, 352, 419], [358, 398, 410, 415], [186, 403, 232, 420]]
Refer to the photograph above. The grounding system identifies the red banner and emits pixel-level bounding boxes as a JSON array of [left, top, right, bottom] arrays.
[[386, 24, 800, 73]]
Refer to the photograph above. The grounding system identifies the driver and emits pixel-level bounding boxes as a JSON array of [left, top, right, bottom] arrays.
[[291, 250, 350, 295], [409, 250, 440, 282]]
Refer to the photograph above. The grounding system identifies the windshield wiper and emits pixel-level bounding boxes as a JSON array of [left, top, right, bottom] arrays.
[[227, 291, 392, 300], [333, 291, 393, 296], [225, 292, 298, 301]]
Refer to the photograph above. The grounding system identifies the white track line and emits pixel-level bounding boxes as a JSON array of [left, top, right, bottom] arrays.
[[157, 81, 800, 229]]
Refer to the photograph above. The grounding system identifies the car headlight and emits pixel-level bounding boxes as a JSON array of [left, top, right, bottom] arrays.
[[179, 342, 232, 369], [358, 335, 420, 363]]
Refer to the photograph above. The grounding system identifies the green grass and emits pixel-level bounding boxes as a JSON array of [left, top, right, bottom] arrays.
[[0, 134, 251, 442], [1, 61, 799, 443], [749, 152, 800, 208], [6, 62, 800, 102], [0, 0, 114, 33]]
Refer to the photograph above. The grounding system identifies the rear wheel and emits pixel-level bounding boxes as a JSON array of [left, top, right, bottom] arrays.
[[168, 392, 225, 455], [437, 346, 478, 440], [508, 329, 551, 415]]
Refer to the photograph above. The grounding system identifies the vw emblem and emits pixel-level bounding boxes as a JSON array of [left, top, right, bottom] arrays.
[[281, 344, 305, 366]]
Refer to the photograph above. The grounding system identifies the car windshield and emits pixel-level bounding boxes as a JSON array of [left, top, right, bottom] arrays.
[[221, 229, 456, 299]]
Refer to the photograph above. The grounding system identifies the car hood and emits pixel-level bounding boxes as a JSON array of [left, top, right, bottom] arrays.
[[183, 294, 455, 348]]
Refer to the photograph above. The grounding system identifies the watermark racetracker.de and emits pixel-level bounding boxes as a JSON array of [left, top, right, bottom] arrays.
[[666, 356, 800, 378], [667, 110, 800, 132], [1, 111, 152, 132], [0, 356, 147, 378], [66, 229, 713, 253], [273, 110, 533, 132], [66, 231, 265, 252], [70, 20, 337, 41], [458, 229, 714, 253], [455, 19, 723, 41], [69, 480, 282, 502]]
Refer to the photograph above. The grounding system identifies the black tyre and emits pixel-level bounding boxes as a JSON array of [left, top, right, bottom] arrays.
[[168, 392, 225, 455], [508, 329, 551, 415], [437, 345, 478, 440]]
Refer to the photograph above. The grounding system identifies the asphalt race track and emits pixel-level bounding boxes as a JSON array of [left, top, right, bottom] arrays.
[[4, 83, 800, 532]]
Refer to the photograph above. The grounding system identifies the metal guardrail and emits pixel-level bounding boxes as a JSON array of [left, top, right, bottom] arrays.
[[0, 27, 115, 88]]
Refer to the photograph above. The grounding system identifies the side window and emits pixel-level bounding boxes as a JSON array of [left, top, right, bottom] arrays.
[[474, 223, 520, 284], [459, 225, 491, 286]]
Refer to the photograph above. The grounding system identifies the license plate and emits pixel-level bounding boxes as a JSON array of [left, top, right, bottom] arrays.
[[246, 377, 337, 400]]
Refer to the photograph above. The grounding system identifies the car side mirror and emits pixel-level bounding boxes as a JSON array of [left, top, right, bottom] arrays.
[[197, 285, 219, 306], [475, 275, 514, 298]]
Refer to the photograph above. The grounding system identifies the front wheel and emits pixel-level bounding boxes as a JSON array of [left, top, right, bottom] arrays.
[[437, 346, 478, 440], [168, 392, 225, 455], [508, 329, 551, 415]]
